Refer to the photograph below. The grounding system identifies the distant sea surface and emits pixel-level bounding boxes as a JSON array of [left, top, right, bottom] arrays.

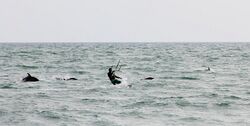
[[0, 43, 250, 126]]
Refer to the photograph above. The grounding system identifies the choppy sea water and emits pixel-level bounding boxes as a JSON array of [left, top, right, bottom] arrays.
[[0, 43, 250, 126]]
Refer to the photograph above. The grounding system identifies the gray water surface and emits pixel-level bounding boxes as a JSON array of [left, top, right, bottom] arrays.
[[0, 43, 250, 126]]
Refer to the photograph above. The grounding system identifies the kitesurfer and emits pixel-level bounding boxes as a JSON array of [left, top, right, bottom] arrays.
[[107, 68, 122, 85]]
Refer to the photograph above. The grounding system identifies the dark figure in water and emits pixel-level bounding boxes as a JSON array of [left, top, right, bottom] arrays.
[[56, 77, 77, 81], [144, 77, 154, 80], [67, 78, 77, 80], [207, 67, 210, 71], [107, 68, 122, 85], [22, 73, 39, 82]]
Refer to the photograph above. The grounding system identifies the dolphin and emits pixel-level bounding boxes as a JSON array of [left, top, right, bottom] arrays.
[[66, 78, 77, 80], [56, 77, 77, 81], [22, 73, 39, 82], [144, 77, 154, 80]]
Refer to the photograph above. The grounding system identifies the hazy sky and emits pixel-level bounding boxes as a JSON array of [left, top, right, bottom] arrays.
[[0, 0, 250, 42]]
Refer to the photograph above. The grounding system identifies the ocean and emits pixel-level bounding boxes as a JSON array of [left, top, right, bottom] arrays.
[[0, 43, 250, 126]]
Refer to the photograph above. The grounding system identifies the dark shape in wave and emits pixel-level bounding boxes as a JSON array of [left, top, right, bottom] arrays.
[[72, 70, 89, 75], [179, 77, 199, 80], [123, 99, 168, 108], [22, 73, 39, 82], [0, 84, 15, 89], [36, 92, 50, 98], [16, 65, 39, 69], [81, 98, 110, 103], [159, 76, 199, 80], [216, 102, 230, 107], [39, 111, 60, 119], [225, 95, 241, 100], [56, 77, 77, 81], [209, 93, 218, 97], [180, 117, 203, 121], [144, 77, 154, 80], [175, 100, 191, 107]]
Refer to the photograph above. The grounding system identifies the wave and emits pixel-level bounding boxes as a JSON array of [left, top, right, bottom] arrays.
[[0, 84, 16, 89], [179, 77, 199, 80], [224, 95, 241, 100], [180, 117, 204, 122], [72, 70, 90, 75], [123, 100, 169, 109], [175, 100, 191, 107], [81, 98, 110, 103], [38, 111, 61, 119], [159, 76, 199, 80], [246, 92, 250, 95], [15, 65, 39, 69], [0, 110, 7, 117], [215, 102, 231, 107]]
